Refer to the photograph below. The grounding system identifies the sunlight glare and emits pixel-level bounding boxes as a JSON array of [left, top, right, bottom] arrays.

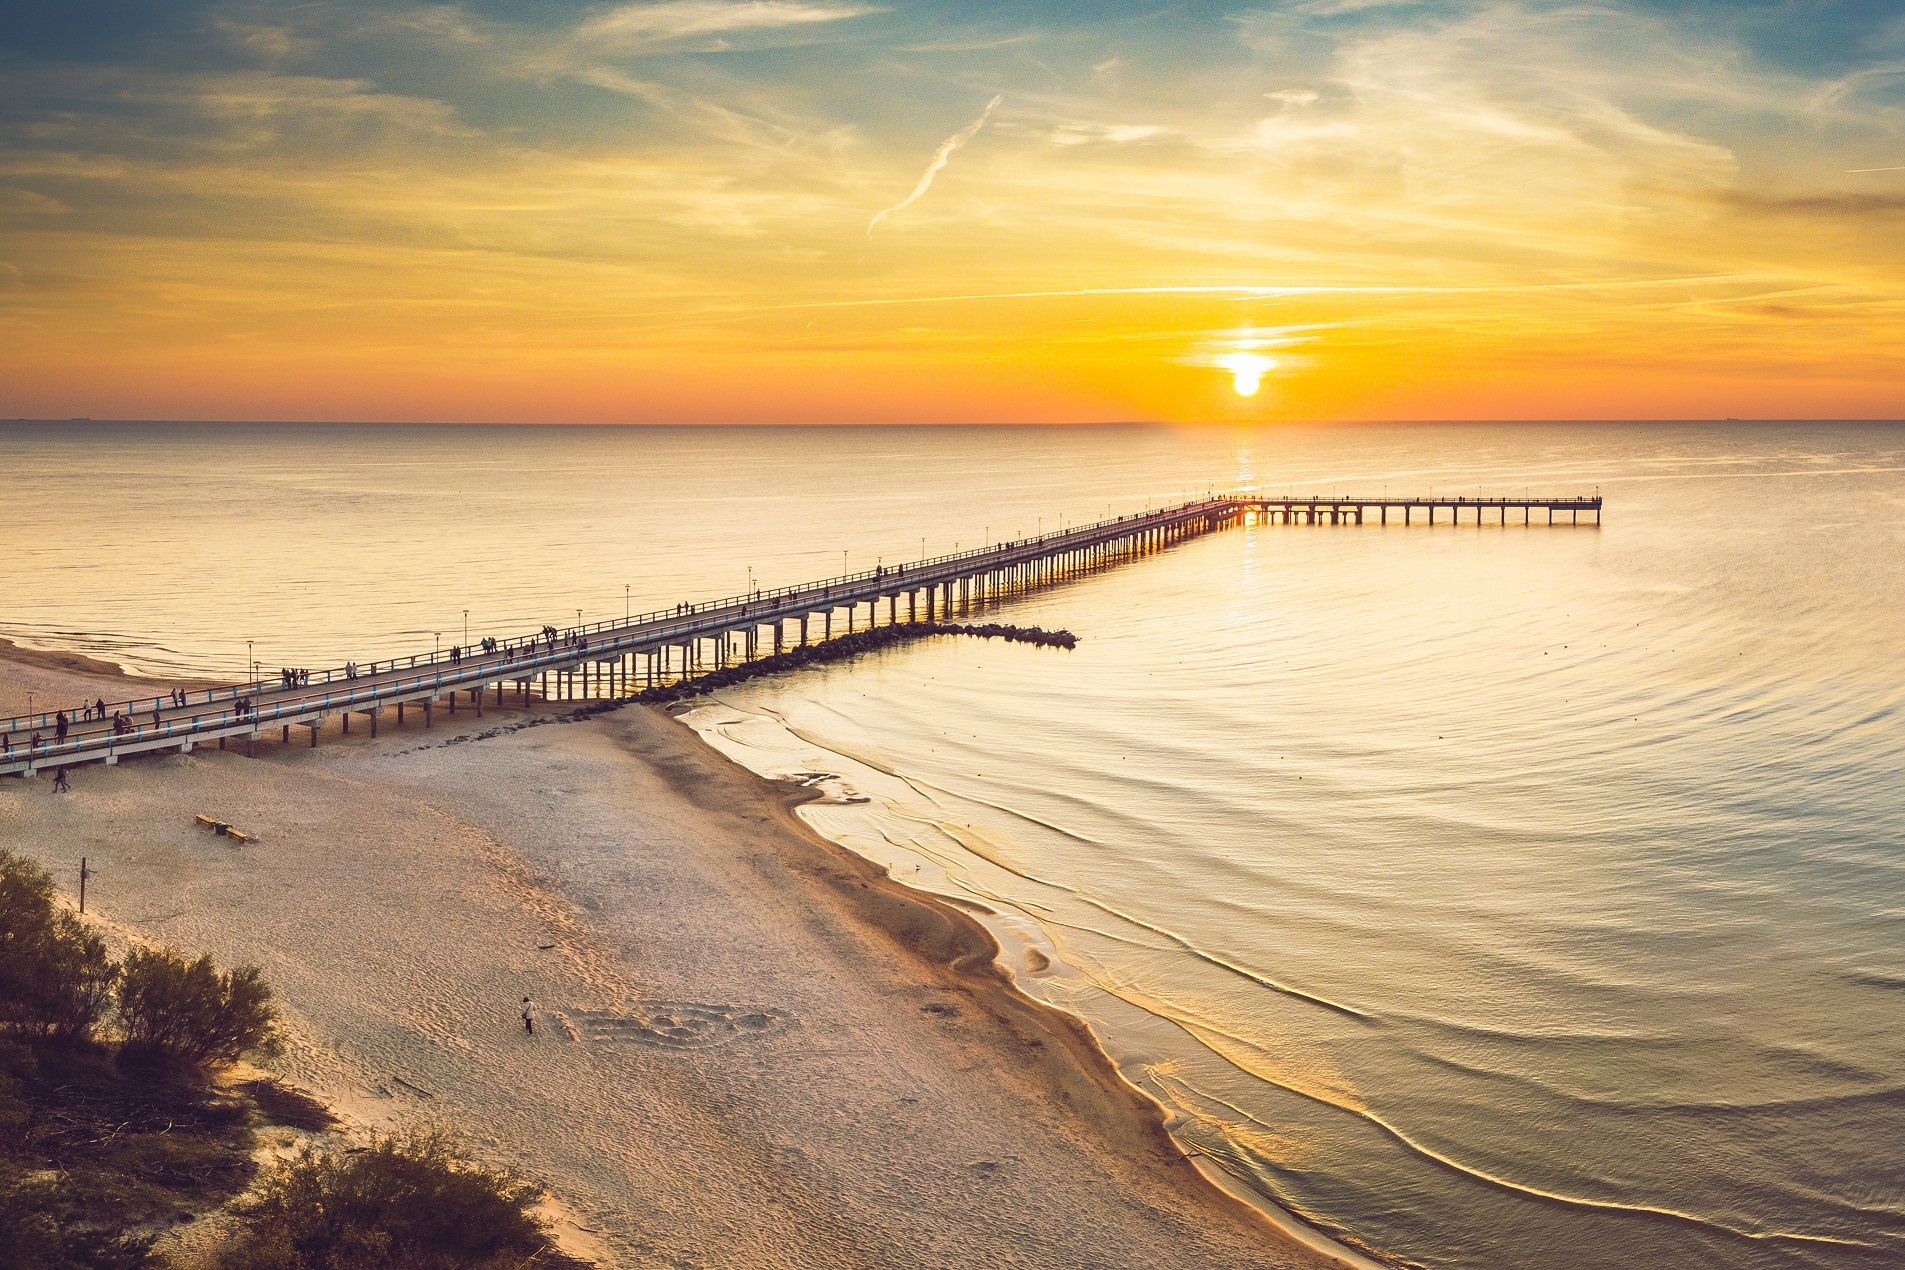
[[1216, 353, 1276, 397]]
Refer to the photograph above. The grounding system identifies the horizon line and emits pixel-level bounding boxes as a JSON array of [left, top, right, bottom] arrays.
[[5, 417, 1904, 429]]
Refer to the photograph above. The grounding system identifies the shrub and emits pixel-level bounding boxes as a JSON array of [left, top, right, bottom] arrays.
[[219, 1132, 573, 1270], [0, 849, 117, 1043], [116, 946, 282, 1066], [0, 1162, 151, 1270]]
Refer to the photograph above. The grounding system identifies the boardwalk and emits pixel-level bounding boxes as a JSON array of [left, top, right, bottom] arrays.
[[4, 491, 1600, 777]]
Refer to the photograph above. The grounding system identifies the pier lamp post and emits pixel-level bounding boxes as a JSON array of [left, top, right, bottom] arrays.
[[842, 550, 848, 575], [246, 641, 253, 689], [463, 610, 469, 650], [434, 633, 440, 661], [625, 585, 630, 623]]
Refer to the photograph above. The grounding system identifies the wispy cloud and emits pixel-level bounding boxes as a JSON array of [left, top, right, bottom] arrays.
[[575, 1, 879, 50], [1051, 122, 1171, 146], [867, 94, 1001, 234]]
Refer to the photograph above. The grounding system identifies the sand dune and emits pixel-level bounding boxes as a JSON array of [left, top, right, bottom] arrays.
[[1, 648, 1344, 1268]]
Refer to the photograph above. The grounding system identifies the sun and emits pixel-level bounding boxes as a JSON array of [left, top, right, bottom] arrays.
[[1214, 352, 1277, 397]]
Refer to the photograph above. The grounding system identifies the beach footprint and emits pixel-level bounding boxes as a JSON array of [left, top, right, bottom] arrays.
[[576, 1001, 794, 1049]]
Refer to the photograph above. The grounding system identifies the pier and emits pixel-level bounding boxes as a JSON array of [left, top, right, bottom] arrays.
[[3, 491, 1600, 777]]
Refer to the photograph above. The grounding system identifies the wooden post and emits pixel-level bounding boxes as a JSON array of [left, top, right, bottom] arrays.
[[80, 857, 90, 914]]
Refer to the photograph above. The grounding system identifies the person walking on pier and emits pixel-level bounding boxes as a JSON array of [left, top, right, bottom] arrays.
[[55, 711, 68, 741], [95, 697, 105, 720]]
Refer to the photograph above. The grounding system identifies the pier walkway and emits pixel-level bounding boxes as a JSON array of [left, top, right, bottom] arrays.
[[3, 491, 1599, 777]]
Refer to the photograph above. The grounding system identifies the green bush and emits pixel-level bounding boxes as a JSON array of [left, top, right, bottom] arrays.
[[0, 849, 117, 1043], [219, 1132, 572, 1270], [0, 1162, 151, 1270], [117, 947, 282, 1066]]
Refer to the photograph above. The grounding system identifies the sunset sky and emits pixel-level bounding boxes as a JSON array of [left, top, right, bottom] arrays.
[[2, 0, 1902, 423]]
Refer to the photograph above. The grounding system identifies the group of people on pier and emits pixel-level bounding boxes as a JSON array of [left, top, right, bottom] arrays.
[[279, 667, 311, 688]]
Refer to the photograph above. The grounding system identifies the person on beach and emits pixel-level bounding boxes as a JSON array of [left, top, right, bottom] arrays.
[[521, 997, 535, 1035], [52, 767, 68, 793]]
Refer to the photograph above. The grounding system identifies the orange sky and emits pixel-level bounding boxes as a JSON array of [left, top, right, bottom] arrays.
[[3, 1, 1902, 422]]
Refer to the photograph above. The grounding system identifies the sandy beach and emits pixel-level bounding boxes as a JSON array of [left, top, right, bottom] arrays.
[[0, 645, 1346, 1269]]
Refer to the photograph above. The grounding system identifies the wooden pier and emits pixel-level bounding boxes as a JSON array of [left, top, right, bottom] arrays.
[[1240, 494, 1601, 526], [2, 491, 1600, 778]]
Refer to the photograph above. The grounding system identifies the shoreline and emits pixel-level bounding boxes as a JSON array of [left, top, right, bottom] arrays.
[[663, 708, 1368, 1269], [678, 698, 1386, 1270], [0, 640, 1351, 1269], [685, 704, 1386, 1270]]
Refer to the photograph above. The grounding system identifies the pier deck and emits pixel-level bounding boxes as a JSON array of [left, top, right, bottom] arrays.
[[3, 491, 1600, 777]]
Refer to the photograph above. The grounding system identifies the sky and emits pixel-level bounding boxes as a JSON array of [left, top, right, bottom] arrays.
[[1, 0, 1902, 423]]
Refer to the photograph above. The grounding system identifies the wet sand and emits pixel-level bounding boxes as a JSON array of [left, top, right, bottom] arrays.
[[0, 646, 1347, 1268]]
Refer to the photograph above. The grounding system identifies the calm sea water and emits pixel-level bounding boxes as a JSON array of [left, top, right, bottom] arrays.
[[4, 421, 1902, 1269]]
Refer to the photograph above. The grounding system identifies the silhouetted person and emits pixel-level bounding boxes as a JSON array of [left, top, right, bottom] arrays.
[[52, 767, 68, 793], [521, 997, 535, 1035], [55, 711, 68, 740]]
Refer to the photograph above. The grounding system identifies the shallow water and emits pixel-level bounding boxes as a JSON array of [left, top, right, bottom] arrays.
[[5, 420, 1902, 1269]]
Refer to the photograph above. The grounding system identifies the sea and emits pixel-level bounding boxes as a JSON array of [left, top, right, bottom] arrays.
[[4, 420, 1901, 1270]]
